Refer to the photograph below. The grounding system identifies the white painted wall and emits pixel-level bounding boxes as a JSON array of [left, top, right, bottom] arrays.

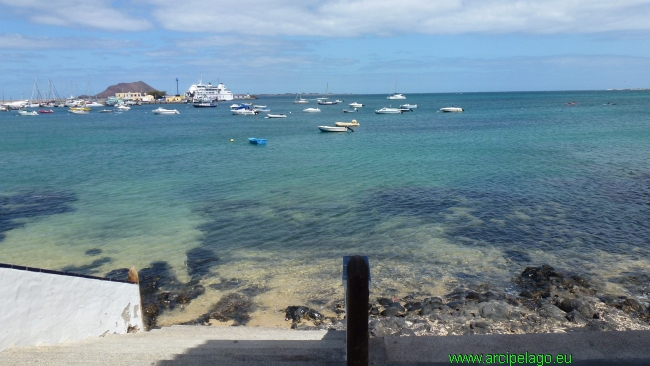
[[0, 268, 143, 351]]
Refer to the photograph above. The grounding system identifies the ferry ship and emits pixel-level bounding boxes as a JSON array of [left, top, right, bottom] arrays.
[[186, 81, 234, 102]]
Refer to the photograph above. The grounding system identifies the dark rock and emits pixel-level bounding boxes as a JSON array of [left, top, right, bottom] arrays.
[[285, 306, 309, 322], [377, 297, 393, 306], [405, 302, 424, 312], [370, 307, 380, 315], [381, 308, 399, 317], [446, 300, 464, 310], [538, 303, 567, 321], [479, 301, 512, 321], [419, 304, 440, 316], [426, 297, 444, 305], [566, 310, 589, 325], [388, 302, 405, 312], [465, 291, 481, 300], [470, 321, 489, 329], [621, 298, 643, 314], [306, 309, 324, 321], [555, 298, 596, 319]]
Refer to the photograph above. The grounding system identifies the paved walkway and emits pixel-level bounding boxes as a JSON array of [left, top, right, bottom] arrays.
[[1, 326, 649, 365]]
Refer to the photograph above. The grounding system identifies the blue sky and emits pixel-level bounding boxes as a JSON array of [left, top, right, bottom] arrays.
[[1, 0, 650, 98]]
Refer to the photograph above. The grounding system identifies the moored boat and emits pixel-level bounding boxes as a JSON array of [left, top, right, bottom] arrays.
[[232, 109, 257, 115], [439, 107, 464, 112], [38, 109, 54, 114], [318, 125, 352, 132], [303, 108, 321, 113], [400, 104, 417, 109], [17, 110, 39, 116], [266, 114, 287, 118], [375, 107, 402, 114], [349, 102, 364, 108], [248, 138, 267, 145], [69, 109, 89, 115], [387, 93, 406, 100], [152, 107, 180, 115], [334, 120, 360, 127], [116, 105, 130, 111], [293, 93, 309, 104], [192, 100, 218, 108], [99, 109, 114, 113], [343, 108, 358, 113]]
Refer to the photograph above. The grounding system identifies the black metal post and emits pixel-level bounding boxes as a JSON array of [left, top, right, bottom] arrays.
[[346, 255, 369, 366]]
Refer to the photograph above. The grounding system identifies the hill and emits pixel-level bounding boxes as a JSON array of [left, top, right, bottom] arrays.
[[96, 81, 158, 99]]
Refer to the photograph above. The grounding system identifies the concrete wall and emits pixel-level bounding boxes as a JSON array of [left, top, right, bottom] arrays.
[[0, 267, 143, 352]]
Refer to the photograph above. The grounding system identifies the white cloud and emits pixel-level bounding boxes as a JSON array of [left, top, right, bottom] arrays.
[[145, 0, 650, 36], [0, 0, 152, 31], [0, 34, 140, 50]]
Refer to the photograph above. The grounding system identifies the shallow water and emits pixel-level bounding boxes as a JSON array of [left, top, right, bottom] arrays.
[[1, 91, 649, 326]]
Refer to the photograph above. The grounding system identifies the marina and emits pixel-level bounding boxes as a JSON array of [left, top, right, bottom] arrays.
[[1, 90, 649, 329]]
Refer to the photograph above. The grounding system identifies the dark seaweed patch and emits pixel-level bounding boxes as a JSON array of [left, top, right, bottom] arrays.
[[0, 191, 77, 241], [85, 248, 102, 256], [105, 267, 130, 281], [185, 247, 220, 283], [61, 257, 112, 275], [504, 249, 532, 263], [207, 293, 255, 325], [362, 173, 650, 256], [208, 278, 247, 291]]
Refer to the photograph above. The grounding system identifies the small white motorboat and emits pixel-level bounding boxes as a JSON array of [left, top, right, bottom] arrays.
[[343, 108, 358, 113], [266, 114, 287, 118], [334, 120, 360, 127], [317, 99, 337, 105], [387, 93, 406, 100], [232, 109, 257, 115], [349, 102, 364, 108], [17, 110, 38, 116], [253, 106, 271, 112], [440, 107, 464, 112], [318, 125, 352, 132], [230, 103, 252, 110], [153, 107, 180, 115], [99, 109, 113, 113], [400, 104, 417, 109], [303, 108, 321, 113], [116, 105, 130, 111], [84, 101, 104, 108], [375, 107, 402, 114]]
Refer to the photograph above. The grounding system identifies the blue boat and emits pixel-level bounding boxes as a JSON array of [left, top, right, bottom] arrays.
[[248, 138, 267, 145]]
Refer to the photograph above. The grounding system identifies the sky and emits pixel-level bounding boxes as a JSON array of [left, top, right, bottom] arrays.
[[1, 0, 650, 98]]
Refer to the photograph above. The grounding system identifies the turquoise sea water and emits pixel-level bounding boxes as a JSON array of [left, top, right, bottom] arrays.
[[1, 91, 649, 324]]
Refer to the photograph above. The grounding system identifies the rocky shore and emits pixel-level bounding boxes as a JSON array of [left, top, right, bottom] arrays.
[[284, 264, 650, 336], [125, 261, 650, 336]]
